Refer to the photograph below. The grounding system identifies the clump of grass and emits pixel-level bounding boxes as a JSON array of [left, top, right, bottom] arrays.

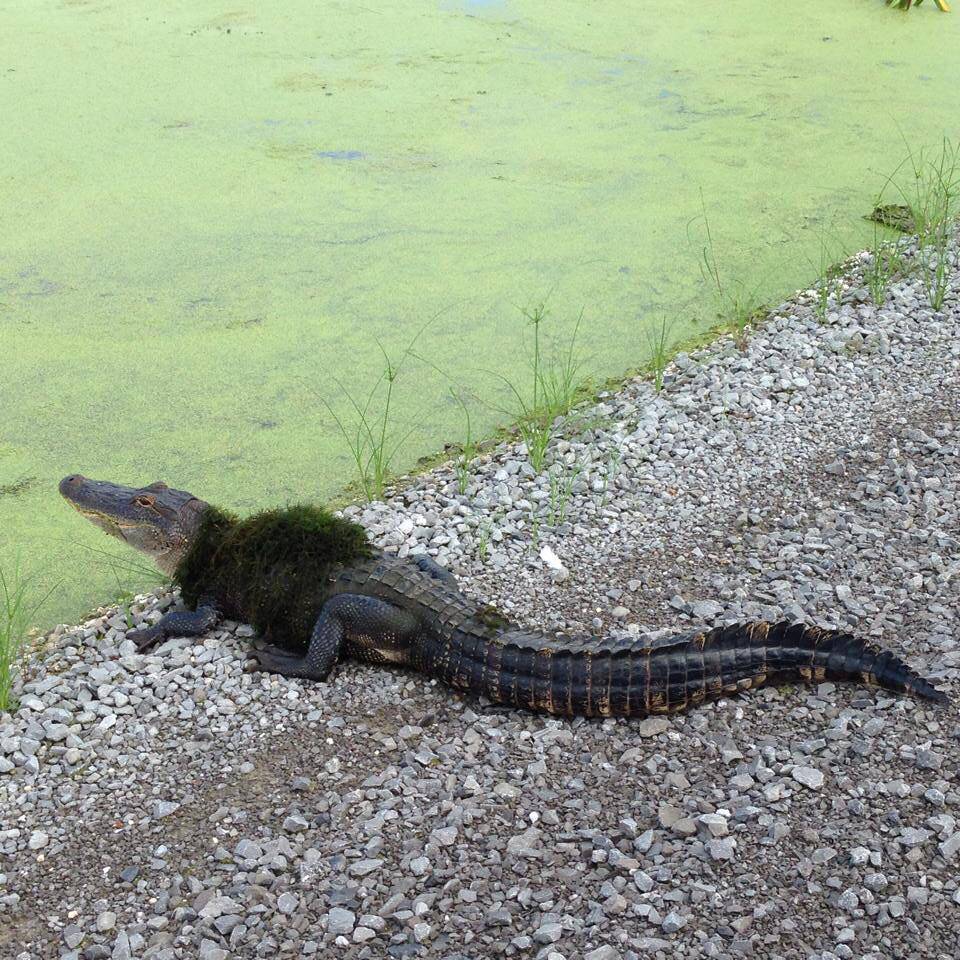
[[547, 459, 584, 527], [537, 307, 586, 420], [475, 517, 496, 561], [0, 561, 57, 713], [70, 538, 171, 601], [448, 388, 478, 496], [644, 315, 673, 392], [492, 299, 589, 473], [870, 137, 959, 310], [814, 262, 844, 322], [695, 190, 766, 347], [728, 283, 767, 349], [106, 569, 142, 630], [516, 417, 552, 474], [807, 224, 848, 323], [919, 225, 953, 311], [63, 538, 171, 637], [698, 188, 724, 311], [595, 449, 622, 511], [320, 320, 434, 501], [900, 138, 959, 311], [864, 223, 904, 306], [529, 513, 541, 551], [900, 138, 959, 236]]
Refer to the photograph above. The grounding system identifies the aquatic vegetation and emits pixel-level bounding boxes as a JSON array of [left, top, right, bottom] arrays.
[[175, 504, 371, 638]]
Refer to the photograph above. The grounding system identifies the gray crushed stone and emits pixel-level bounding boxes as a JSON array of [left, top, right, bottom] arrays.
[[1, 235, 959, 959]]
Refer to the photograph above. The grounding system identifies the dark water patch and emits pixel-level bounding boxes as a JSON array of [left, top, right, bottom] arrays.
[[2, 266, 62, 299], [183, 296, 216, 311], [225, 316, 265, 330], [277, 73, 330, 92], [0, 476, 38, 498], [314, 149, 364, 160], [443, 0, 508, 9]]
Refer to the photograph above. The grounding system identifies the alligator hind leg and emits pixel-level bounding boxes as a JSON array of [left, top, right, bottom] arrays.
[[250, 594, 418, 681], [413, 554, 458, 588]]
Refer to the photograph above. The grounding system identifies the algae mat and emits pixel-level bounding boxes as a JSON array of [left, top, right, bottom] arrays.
[[2, 0, 959, 628]]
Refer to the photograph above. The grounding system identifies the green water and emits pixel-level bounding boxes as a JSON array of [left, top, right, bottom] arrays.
[[2, 0, 959, 628]]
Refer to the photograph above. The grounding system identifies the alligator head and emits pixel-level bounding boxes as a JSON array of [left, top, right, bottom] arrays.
[[60, 475, 209, 575]]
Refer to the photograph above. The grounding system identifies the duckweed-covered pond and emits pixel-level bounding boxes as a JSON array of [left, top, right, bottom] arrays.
[[2, 0, 959, 627]]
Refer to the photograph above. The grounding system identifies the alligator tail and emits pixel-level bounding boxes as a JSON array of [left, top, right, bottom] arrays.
[[452, 620, 949, 717], [715, 621, 949, 707]]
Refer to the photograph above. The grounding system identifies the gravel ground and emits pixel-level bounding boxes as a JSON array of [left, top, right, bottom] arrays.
[[2, 235, 959, 960]]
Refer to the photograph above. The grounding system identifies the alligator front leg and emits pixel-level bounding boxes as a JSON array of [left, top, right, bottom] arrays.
[[251, 594, 418, 681], [128, 597, 220, 652]]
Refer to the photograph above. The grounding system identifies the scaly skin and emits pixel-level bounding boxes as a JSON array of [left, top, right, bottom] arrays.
[[316, 557, 949, 716], [59, 475, 949, 718]]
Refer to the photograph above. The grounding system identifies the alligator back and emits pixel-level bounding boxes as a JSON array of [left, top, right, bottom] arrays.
[[175, 504, 373, 647]]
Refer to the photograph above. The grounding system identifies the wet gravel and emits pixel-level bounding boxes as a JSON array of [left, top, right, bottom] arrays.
[[2, 235, 959, 959]]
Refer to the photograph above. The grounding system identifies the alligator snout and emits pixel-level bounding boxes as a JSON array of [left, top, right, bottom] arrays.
[[59, 474, 86, 496]]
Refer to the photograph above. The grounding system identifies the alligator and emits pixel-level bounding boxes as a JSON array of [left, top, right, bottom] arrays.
[[59, 474, 949, 718]]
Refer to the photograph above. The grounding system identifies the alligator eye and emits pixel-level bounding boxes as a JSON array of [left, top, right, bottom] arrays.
[[134, 495, 155, 507]]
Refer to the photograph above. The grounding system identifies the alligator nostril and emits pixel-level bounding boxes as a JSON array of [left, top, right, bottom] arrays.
[[59, 474, 85, 495]]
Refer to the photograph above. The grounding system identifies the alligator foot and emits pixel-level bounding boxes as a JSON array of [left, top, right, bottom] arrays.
[[413, 554, 459, 589], [248, 644, 311, 677], [128, 625, 167, 652], [127, 602, 220, 653]]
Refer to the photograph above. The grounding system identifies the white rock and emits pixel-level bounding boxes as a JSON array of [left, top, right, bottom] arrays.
[[791, 766, 825, 790]]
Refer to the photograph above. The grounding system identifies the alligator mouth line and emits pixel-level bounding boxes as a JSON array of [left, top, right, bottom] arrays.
[[72, 507, 142, 537]]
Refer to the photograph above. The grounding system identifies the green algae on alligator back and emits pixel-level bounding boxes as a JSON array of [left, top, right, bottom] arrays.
[[3, 0, 960, 629]]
